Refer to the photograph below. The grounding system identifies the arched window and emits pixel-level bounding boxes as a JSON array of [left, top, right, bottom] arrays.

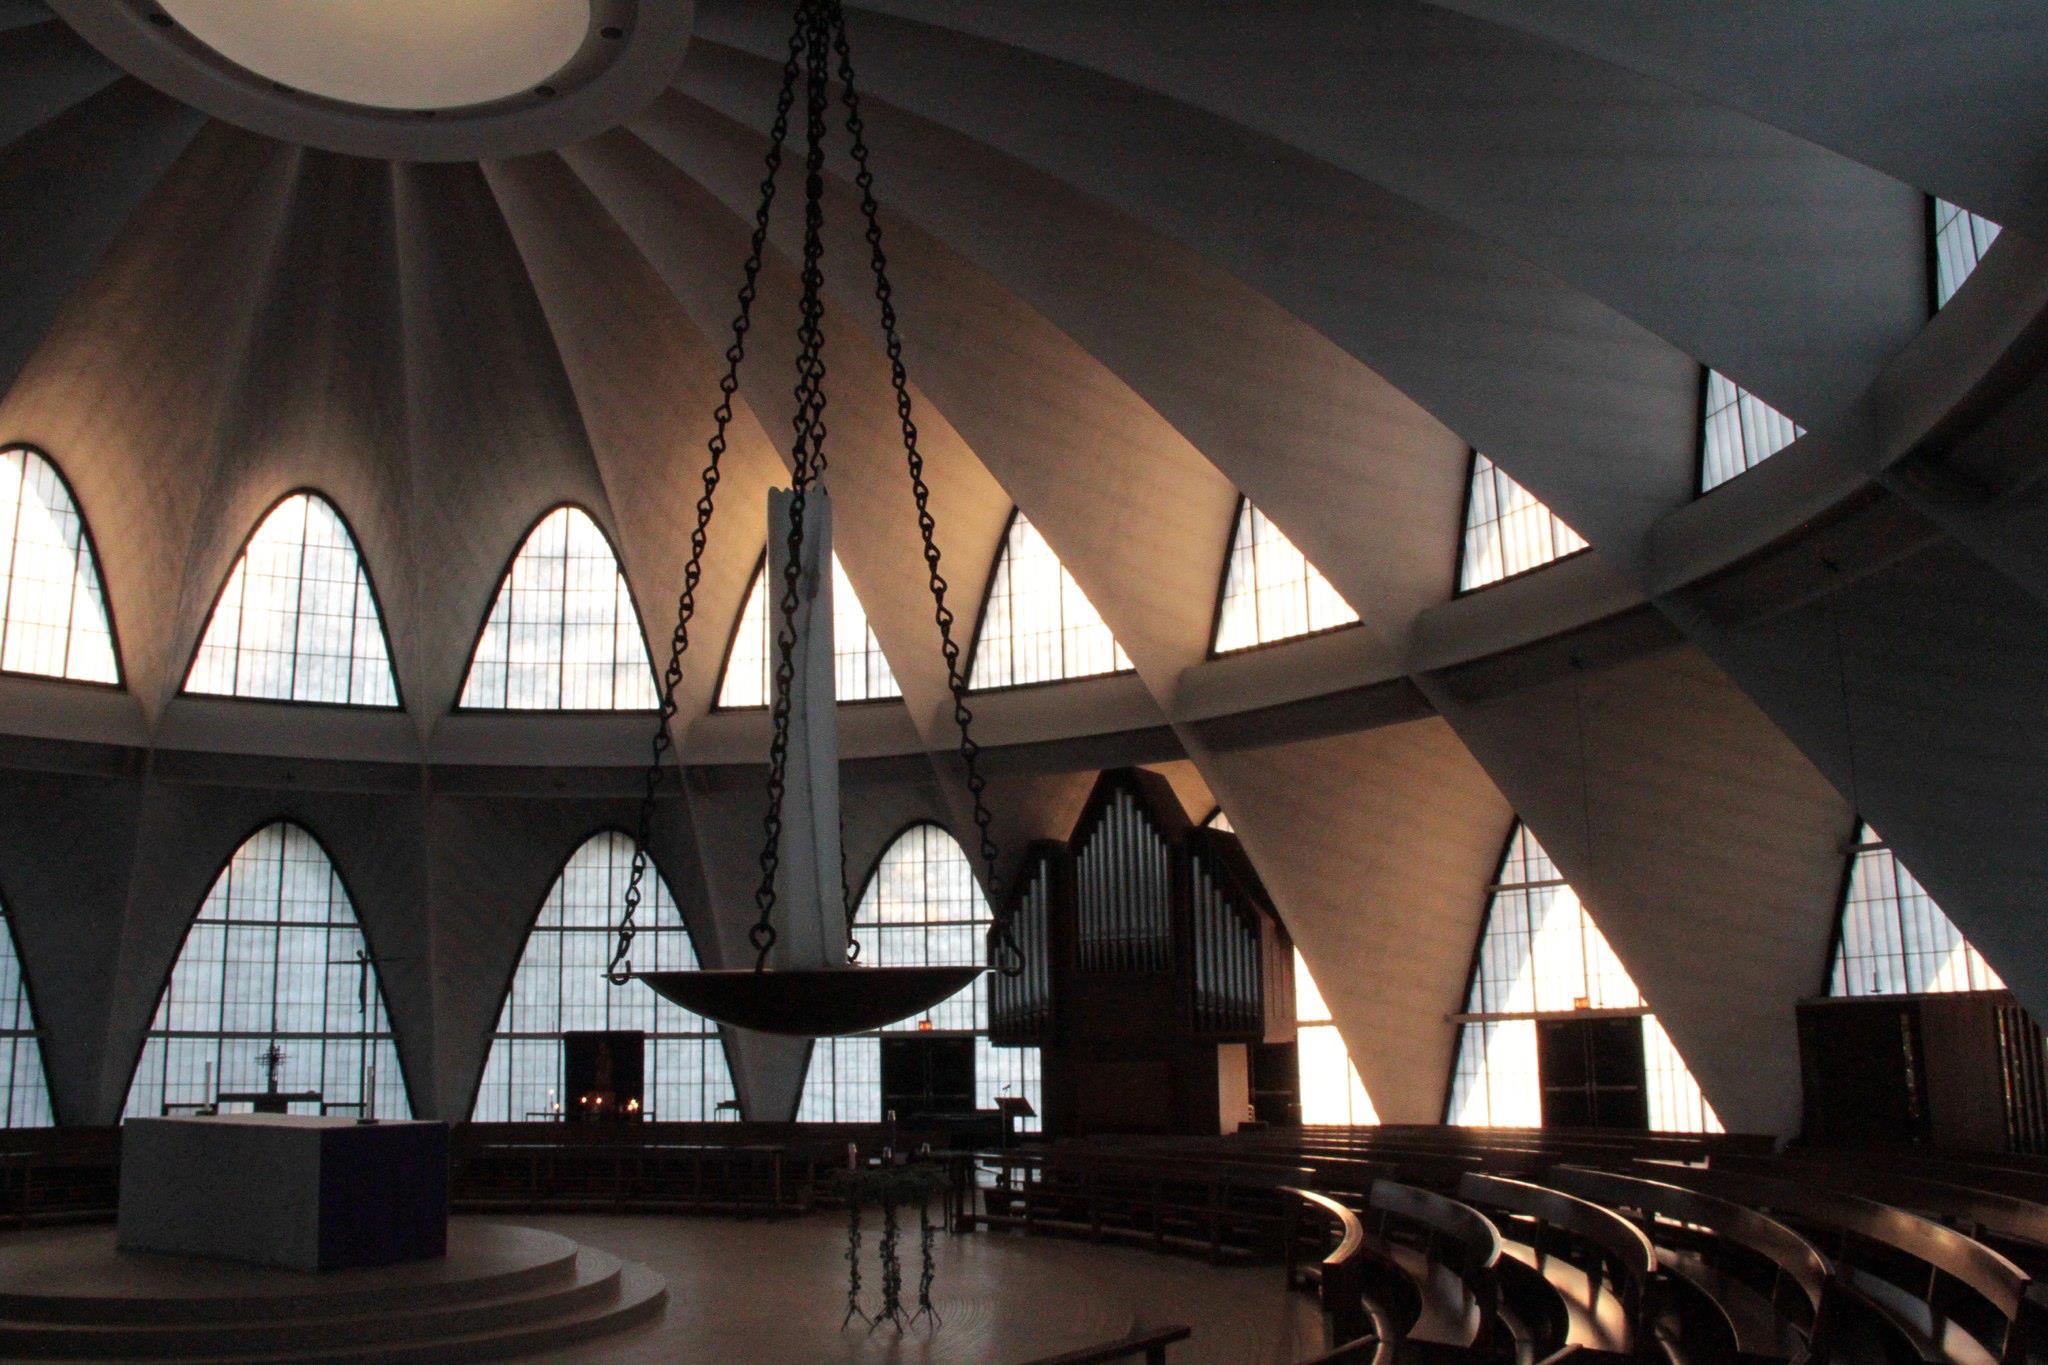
[[1457, 452, 1588, 591], [185, 492, 397, 706], [125, 823, 410, 1119], [474, 832, 734, 1122], [1212, 497, 1358, 653], [1830, 822, 2002, 997], [797, 824, 1042, 1127], [0, 900, 53, 1127], [458, 506, 658, 711], [967, 509, 1131, 690], [1447, 822, 1720, 1133], [1699, 370, 1804, 492], [716, 553, 901, 707], [1934, 199, 2002, 309], [1295, 948, 1376, 1125], [0, 446, 118, 684]]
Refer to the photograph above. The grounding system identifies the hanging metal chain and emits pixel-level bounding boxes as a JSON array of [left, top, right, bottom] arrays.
[[749, 0, 838, 971], [607, 5, 809, 985], [827, 0, 1018, 975]]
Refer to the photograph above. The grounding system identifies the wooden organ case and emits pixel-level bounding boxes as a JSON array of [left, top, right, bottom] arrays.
[[990, 769, 1295, 1137]]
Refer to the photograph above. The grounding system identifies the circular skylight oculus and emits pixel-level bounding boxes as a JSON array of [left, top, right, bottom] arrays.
[[155, 0, 593, 111]]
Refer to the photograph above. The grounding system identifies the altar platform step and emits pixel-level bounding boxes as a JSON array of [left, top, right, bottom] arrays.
[[0, 1220, 665, 1360]]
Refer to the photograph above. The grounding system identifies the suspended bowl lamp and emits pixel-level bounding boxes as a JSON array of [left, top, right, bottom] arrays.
[[604, 0, 1018, 1036]]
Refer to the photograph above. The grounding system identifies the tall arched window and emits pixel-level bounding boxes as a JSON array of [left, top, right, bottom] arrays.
[[967, 509, 1131, 690], [185, 492, 397, 706], [1458, 452, 1588, 591], [0, 900, 53, 1127], [797, 824, 1042, 1127], [125, 823, 410, 1119], [0, 446, 118, 684], [1934, 199, 2001, 308], [717, 553, 901, 706], [1447, 822, 1720, 1133], [1831, 822, 2002, 997], [1699, 370, 1804, 492], [459, 506, 658, 711], [1295, 948, 1376, 1125], [474, 832, 734, 1122], [1212, 497, 1357, 653]]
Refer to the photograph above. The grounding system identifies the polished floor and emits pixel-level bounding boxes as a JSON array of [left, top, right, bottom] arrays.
[[519, 1210, 1323, 1364]]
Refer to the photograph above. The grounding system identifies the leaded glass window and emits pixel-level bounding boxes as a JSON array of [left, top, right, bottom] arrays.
[[1446, 823, 1720, 1133], [967, 509, 1131, 689], [716, 553, 901, 706], [1700, 371, 1804, 492], [459, 506, 658, 710], [0, 902, 52, 1127], [125, 823, 410, 1119], [473, 832, 734, 1122], [1934, 199, 2002, 309], [1213, 498, 1358, 653], [796, 824, 1043, 1128], [1458, 452, 1588, 591], [1296, 948, 1376, 1125], [0, 446, 117, 684], [185, 493, 397, 706], [1830, 822, 2003, 997]]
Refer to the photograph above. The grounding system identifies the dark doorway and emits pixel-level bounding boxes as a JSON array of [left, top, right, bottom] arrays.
[[880, 1035, 975, 1119], [563, 1030, 644, 1122], [1797, 998, 1931, 1147], [1537, 1016, 1649, 1130]]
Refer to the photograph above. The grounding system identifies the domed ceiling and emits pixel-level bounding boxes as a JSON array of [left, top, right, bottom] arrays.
[[0, 0, 2045, 1130]]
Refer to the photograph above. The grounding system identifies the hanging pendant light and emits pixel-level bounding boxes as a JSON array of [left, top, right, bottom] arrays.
[[602, 0, 1020, 1037]]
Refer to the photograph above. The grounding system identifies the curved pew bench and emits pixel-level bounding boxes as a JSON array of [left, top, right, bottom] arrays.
[[1547, 1165, 1828, 1363], [1646, 1164, 2031, 1365], [1458, 1172, 1658, 1363]]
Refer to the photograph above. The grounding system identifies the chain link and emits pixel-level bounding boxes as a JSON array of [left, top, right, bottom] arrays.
[[609, 3, 809, 985], [827, 0, 1018, 975], [749, 0, 837, 970]]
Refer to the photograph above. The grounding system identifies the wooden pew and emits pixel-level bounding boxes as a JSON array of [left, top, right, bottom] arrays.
[[1459, 1172, 1658, 1362], [1648, 1164, 2032, 1364], [978, 1149, 1305, 1262], [1547, 1166, 1828, 1362], [1285, 1187, 1393, 1349]]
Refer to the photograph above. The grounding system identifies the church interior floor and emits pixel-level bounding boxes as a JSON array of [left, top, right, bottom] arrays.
[[516, 1209, 1323, 1364]]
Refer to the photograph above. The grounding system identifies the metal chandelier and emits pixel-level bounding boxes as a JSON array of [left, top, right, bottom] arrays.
[[605, 0, 1021, 1036]]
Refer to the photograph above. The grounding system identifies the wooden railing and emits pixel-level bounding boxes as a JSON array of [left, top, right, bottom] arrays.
[[1017, 1323, 1192, 1363]]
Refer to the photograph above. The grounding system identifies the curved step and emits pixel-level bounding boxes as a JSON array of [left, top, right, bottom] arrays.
[[0, 1223, 580, 1325], [230, 1260, 668, 1365], [0, 1248, 631, 1359]]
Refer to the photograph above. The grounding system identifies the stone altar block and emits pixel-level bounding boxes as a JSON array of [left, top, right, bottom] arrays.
[[118, 1115, 448, 1271]]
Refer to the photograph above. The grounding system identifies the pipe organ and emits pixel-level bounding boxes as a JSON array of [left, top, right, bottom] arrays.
[[989, 769, 1295, 1135]]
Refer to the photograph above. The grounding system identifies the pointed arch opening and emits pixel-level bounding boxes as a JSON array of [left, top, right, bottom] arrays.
[[966, 508, 1132, 691], [0, 897, 53, 1127], [472, 831, 735, 1122], [1699, 370, 1805, 493], [715, 551, 901, 708], [0, 445, 119, 685], [1446, 822, 1721, 1133], [1934, 198, 2002, 309], [1830, 822, 2003, 997], [1457, 451, 1588, 592], [1211, 496, 1358, 654], [458, 505, 658, 711], [185, 491, 398, 706], [124, 822, 412, 1119], [797, 823, 1042, 1127]]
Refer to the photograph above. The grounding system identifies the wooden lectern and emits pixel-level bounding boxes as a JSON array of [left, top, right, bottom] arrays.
[[993, 1095, 1036, 1149]]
